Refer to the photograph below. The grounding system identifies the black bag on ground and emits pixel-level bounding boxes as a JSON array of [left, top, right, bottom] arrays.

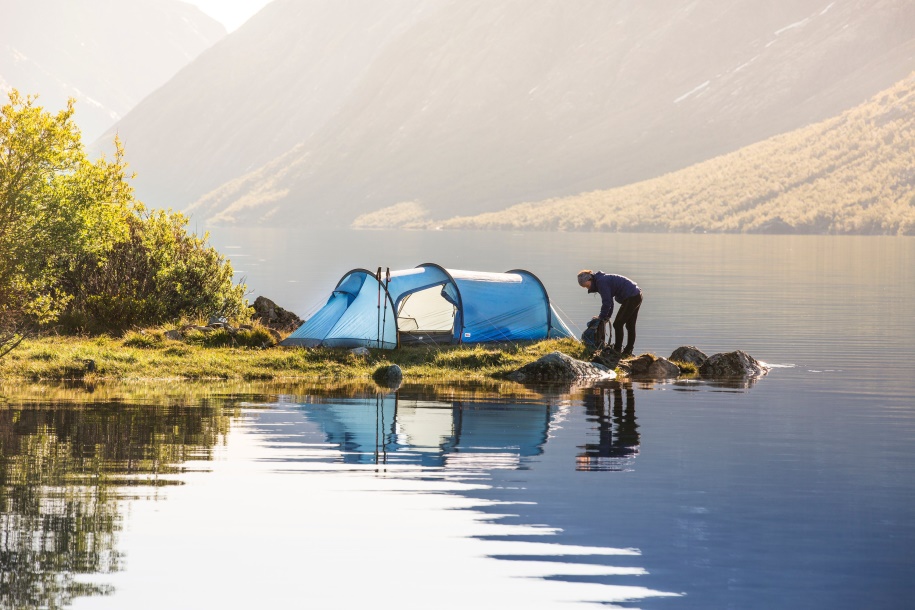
[[581, 318, 606, 352]]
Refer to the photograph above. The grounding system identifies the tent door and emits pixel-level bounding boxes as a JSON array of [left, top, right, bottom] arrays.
[[397, 284, 456, 346]]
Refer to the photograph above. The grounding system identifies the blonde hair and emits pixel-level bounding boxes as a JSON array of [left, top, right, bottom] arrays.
[[577, 269, 593, 287]]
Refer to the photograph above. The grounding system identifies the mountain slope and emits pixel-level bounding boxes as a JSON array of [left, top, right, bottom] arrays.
[[0, 0, 225, 142], [98, 0, 915, 227], [432, 73, 915, 236], [190, 0, 915, 227], [100, 0, 447, 210]]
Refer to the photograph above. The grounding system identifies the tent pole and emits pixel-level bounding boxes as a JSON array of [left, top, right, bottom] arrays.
[[374, 393, 380, 465], [380, 267, 391, 349], [375, 267, 382, 349]]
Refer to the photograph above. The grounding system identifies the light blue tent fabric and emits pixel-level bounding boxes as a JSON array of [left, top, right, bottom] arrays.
[[283, 268, 398, 348], [282, 263, 574, 349]]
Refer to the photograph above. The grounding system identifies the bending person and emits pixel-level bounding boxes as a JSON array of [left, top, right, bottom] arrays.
[[577, 270, 643, 357]]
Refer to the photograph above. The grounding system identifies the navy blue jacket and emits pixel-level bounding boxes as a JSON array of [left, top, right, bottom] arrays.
[[589, 272, 640, 320]]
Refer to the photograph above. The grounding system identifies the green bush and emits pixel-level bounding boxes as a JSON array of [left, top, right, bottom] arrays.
[[0, 90, 250, 348], [235, 327, 277, 348], [61, 209, 250, 334]]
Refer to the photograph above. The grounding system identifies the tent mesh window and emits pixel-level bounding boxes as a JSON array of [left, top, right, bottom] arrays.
[[397, 284, 456, 345]]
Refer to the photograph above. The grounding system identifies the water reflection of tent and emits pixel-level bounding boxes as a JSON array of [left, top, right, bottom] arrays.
[[281, 264, 574, 349], [292, 395, 555, 467]]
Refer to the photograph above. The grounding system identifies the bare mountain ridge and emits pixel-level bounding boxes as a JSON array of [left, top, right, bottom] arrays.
[[99, 0, 448, 213], [102, 0, 915, 227], [0, 0, 225, 143]]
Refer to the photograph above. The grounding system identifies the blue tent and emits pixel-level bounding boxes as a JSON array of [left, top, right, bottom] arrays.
[[281, 263, 574, 349]]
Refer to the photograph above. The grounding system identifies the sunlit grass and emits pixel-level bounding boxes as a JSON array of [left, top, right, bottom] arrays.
[[0, 334, 589, 384]]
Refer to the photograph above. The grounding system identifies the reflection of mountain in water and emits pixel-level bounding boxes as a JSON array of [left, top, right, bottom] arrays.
[[288, 394, 556, 469]]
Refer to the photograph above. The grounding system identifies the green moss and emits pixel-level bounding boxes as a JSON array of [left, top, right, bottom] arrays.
[[671, 360, 700, 377]]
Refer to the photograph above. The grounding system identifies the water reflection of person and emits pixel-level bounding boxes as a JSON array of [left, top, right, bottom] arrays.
[[576, 385, 640, 471]]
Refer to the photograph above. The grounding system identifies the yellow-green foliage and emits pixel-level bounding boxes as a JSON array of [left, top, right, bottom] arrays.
[[352, 201, 429, 229], [0, 90, 249, 345], [436, 73, 915, 236]]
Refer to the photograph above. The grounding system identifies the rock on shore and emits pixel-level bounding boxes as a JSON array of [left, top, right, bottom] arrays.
[[698, 350, 769, 378], [373, 364, 404, 389], [507, 351, 615, 383], [626, 354, 681, 379], [253, 296, 303, 333], [669, 346, 708, 366]]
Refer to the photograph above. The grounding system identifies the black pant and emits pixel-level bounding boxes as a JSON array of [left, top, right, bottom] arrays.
[[612, 292, 642, 353]]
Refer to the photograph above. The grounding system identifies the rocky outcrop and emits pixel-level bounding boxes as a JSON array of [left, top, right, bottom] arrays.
[[669, 346, 708, 366], [626, 354, 681, 379], [699, 350, 769, 378], [253, 296, 303, 332], [508, 351, 615, 383]]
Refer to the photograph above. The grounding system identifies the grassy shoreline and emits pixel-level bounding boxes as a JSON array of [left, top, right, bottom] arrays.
[[0, 334, 594, 384]]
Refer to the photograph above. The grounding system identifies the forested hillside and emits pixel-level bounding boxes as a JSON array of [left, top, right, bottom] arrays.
[[428, 74, 915, 235]]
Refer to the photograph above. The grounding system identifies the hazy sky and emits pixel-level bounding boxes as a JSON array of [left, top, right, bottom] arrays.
[[183, 0, 272, 31]]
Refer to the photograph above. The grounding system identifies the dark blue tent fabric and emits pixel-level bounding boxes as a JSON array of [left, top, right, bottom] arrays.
[[282, 264, 574, 349]]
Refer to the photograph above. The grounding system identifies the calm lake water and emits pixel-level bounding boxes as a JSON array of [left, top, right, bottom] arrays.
[[2, 231, 914, 609]]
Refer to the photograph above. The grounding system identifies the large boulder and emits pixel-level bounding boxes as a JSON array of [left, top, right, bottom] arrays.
[[627, 354, 681, 379], [699, 350, 769, 378], [670, 346, 708, 366], [253, 296, 303, 332], [507, 351, 615, 383]]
